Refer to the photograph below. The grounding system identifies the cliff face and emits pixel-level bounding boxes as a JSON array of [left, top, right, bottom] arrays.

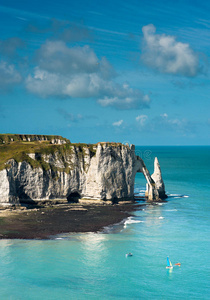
[[0, 136, 166, 206]]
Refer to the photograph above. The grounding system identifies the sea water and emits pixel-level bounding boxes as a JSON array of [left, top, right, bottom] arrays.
[[0, 146, 209, 299]]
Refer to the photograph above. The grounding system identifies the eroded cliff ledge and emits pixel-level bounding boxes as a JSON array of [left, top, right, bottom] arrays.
[[0, 134, 167, 206]]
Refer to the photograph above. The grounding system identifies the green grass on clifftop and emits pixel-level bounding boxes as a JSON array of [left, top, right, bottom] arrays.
[[0, 134, 128, 172], [0, 134, 70, 144], [0, 139, 95, 172]]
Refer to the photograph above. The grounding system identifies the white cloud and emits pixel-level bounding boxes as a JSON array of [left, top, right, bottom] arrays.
[[137, 113, 196, 134], [98, 84, 150, 110], [141, 24, 200, 77], [26, 41, 150, 109], [26, 69, 111, 99], [113, 120, 123, 126], [57, 109, 83, 122], [159, 114, 196, 133], [136, 114, 148, 126], [0, 61, 22, 90], [26, 68, 66, 97], [36, 41, 99, 75], [65, 73, 104, 98], [160, 113, 168, 118]]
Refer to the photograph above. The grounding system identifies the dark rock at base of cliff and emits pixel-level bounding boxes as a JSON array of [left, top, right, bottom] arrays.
[[0, 202, 142, 239]]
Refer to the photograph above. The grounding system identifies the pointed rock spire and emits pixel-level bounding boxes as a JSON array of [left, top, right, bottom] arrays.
[[151, 157, 167, 199]]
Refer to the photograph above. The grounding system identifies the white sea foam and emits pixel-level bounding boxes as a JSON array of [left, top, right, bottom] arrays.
[[102, 226, 113, 233], [102, 219, 126, 234], [168, 194, 189, 198], [134, 187, 146, 195], [124, 217, 144, 228], [125, 219, 144, 224]]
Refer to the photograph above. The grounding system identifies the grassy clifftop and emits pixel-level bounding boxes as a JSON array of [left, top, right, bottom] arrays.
[[0, 135, 96, 172], [0, 134, 129, 172], [0, 134, 70, 144]]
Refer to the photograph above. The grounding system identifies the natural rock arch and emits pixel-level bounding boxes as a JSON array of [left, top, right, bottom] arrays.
[[135, 156, 167, 201]]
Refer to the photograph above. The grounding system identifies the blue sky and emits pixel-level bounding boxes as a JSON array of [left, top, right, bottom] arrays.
[[0, 0, 209, 145]]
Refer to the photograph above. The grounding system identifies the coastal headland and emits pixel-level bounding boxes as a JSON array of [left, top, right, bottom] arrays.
[[0, 134, 167, 238]]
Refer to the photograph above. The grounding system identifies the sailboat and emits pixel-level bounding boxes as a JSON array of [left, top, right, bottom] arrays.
[[166, 256, 173, 269]]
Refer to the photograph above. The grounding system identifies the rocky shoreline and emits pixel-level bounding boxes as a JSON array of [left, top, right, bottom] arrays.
[[0, 201, 143, 239]]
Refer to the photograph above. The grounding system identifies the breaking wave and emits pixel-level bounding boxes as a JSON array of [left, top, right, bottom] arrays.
[[124, 217, 144, 228], [167, 194, 189, 199]]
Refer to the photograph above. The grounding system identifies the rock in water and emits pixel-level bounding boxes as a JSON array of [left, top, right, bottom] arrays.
[[151, 157, 167, 199]]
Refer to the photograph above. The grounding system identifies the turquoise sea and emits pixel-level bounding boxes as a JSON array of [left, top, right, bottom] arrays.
[[0, 146, 209, 299]]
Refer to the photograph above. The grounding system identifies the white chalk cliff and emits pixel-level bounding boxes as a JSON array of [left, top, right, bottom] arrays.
[[0, 140, 167, 206], [151, 157, 167, 199]]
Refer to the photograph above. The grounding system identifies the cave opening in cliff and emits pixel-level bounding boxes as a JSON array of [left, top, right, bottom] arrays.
[[67, 192, 81, 203]]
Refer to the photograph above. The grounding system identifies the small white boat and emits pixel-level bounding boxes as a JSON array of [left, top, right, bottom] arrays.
[[126, 252, 133, 257]]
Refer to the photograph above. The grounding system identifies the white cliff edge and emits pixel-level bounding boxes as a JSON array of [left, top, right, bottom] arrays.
[[0, 143, 166, 206]]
